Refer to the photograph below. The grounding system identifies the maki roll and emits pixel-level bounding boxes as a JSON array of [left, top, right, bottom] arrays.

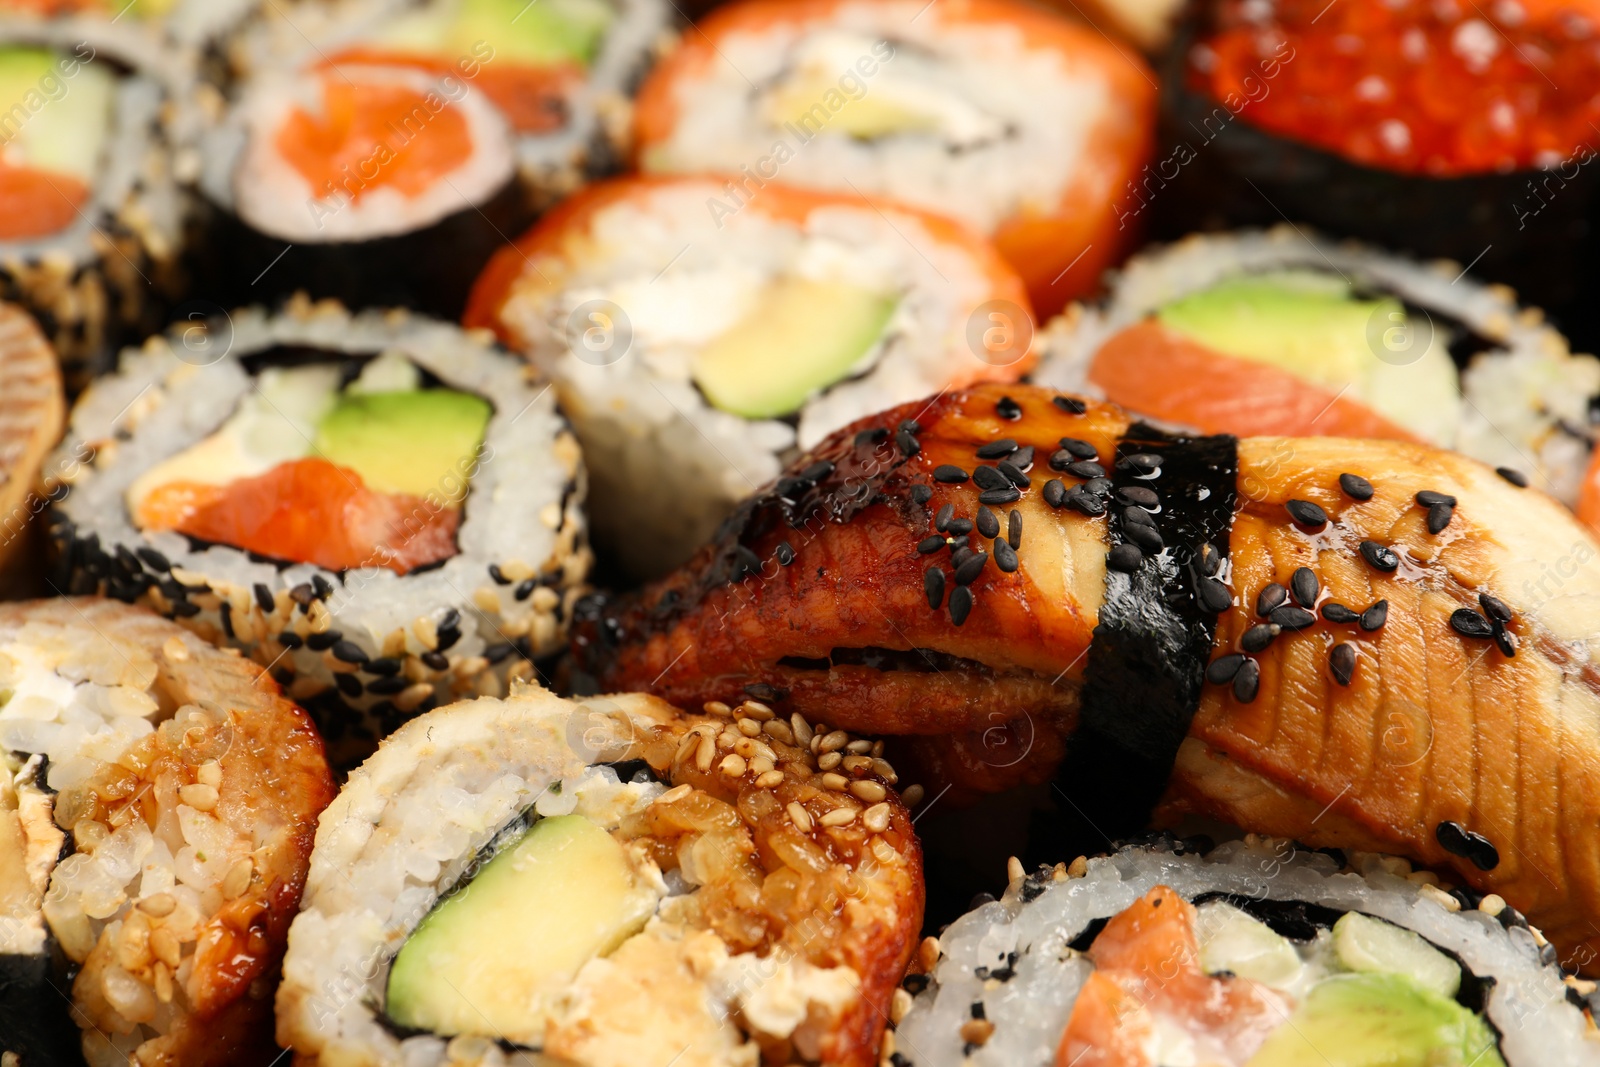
[[46, 297, 591, 763], [275, 685, 924, 1067], [1035, 227, 1600, 511], [465, 174, 1037, 575], [630, 0, 1156, 315], [0, 17, 189, 391], [1155, 0, 1600, 324], [895, 838, 1595, 1066], [199, 0, 671, 316], [0, 300, 64, 594], [0, 597, 335, 1067]]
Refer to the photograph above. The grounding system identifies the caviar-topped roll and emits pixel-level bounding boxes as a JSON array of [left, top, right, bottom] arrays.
[[631, 0, 1156, 315]]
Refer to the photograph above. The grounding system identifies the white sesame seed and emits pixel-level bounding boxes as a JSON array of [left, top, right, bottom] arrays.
[[850, 780, 887, 803], [821, 772, 849, 791], [819, 807, 857, 827], [756, 770, 785, 789], [845, 739, 874, 754], [818, 751, 843, 771], [819, 730, 850, 754], [862, 803, 891, 833], [791, 714, 814, 746], [787, 802, 813, 833], [719, 754, 747, 777]]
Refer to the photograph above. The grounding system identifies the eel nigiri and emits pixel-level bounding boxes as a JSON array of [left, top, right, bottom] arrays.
[[574, 382, 1600, 971]]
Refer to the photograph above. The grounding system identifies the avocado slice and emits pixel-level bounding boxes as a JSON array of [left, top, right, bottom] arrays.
[[313, 388, 490, 504], [692, 277, 895, 419], [376, 0, 613, 67], [1245, 973, 1507, 1067], [1332, 912, 1461, 998], [385, 814, 657, 1040], [766, 77, 943, 139], [1156, 271, 1461, 444], [0, 47, 115, 184]]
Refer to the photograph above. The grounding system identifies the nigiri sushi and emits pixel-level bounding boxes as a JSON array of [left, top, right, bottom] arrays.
[[574, 382, 1600, 971]]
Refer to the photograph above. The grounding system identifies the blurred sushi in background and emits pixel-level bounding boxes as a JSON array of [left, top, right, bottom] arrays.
[[46, 297, 591, 764], [631, 0, 1157, 316], [466, 175, 1036, 575], [0, 301, 62, 597]]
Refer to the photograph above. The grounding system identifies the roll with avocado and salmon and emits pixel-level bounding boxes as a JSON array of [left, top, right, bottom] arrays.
[[0, 597, 335, 1067], [0, 20, 189, 391], [275, 685, 924, 1067], [465, 174, 1037, 576], [1035, 227, 1600, 517], [45, 296, 591, 765], [631, 0, 1156, 316], [200, 0, 670, 316], [895, 836, 1597, 1067]]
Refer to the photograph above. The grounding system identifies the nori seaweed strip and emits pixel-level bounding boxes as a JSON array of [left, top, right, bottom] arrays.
[[0, 947, 88, 1067], [1043, 424, 1238, 854]]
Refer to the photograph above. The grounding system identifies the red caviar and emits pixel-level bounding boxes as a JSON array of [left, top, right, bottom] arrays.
[[1194, 0, 1600, 175]]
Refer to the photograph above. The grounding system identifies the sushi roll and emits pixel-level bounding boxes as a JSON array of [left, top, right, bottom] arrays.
[[0, 597, 336, 1067], [45, 296, 592, 764], [198, 0, 671, 317], [0, 300, 64, 594], [275, 684, 924, 1067], [0, 16, 190, 391], [896, 837, 1597, 1066], [630, 0, 1157, 315], [1034, 227, 1600, 511], [465, 174, 1037, 575], [1153, 0, 1600, 327]]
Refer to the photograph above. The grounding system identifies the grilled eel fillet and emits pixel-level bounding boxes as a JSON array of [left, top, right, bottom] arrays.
[[575, 382, 1600, 972]]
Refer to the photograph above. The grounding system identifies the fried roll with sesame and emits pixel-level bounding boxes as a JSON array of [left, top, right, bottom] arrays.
[[0, 597, 335, 1067], [574, 381, 1600, 973], [274, 685, 922, 1067], [45, 298, 591, 766]]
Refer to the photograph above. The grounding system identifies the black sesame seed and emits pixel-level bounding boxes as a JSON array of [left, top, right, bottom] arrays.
[[925, 568, 945, 609], [1330, 643, 1356, 686], [1064, 460, 1106, 480], [1358, 540, 1400, 572], [1196, 542, 1222, 577], [1012, 446, 1035, 470], [218, 602, 234, 639], [977, 506, 1000, 539], [1125, 522, 1164, 553], [1007, 510, 1022, 549], [1450, 608, 1495, 639], [1118, 453, 1162, 473], [976, 438, 1018, 459], [1122, 506, 1155, 530], [1084, 477, 1113, 496], [972, 466, 1008, 491], [1290, 567, 1319, 608], [935, 503, 955, 531], [366, 676, 408, 695], [1285, 499, 1328, 528], [1197, 577, 1231, 613], [855, 427, 889, 446], [801, 460, 835, 482], [950, 539, 972, 559], [252, 583, 275, 613], [1495, 629, 1518, 657], [1065, 487, 1106, 516], [910, 484, 933, 505], [487, 563, 512, 586], [1047, 449, 1074, 471], [1416, 490, 1457, 508], [1496, 467, 1529, 488], [365, 656, 402, 677], [515, 578, 537, 601], [1059, 437, 1098, 459], [934, 465, 969, 484], [331, 640, 369, 665], [1359, 600, 1388, 631], [312, 575, 335, 599], [288, 583, 315, 607], [169, 600, 201, 618], [306, 630, 343, 652], [278, 631, 303, 649], [1114, 486, 1159, 509], [997, 460, 1029, 488], [994, 538, 1019, 573], [896, 429, 920, 457], [421, 651, 449, 671], [1339, 473, 1375, 500], [949, 585, 974, 625], [440, 608, 461, 630], [1256, 583, 1289, 616], [775, 542, 795, 566], [775, 476, 809, 499], [1107, 544, 1143, 572], [1436, 820, 1499, 871], [947, 518, 974, 536], [1426, 502, 1454, 534], [1233, 658, 1261, 703], [979, 487, 1021, 505], [1321, 602, 1359, 624], [135, 547, 171, 572], [483, 642, 516, 664], [899, 419, 922, 434], [1206, 653, 1246, 684], [435, 625, 461, 652], [1479, 592, 1512, 623], [1053, 395, 1087, 414], [1241, 623, 1279, 653], [954, 551, 989, 586], [996, 396, 1022, 420], [1270, 605, 1317, 631], [1499, 906, 1529, 931], [335, 673, 363, 698], [917, 535, 945, 554], [1042, 479, 1068, 508]]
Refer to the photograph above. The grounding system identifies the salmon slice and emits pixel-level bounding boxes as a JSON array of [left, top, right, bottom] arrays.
[[1576, 446, 1600, 534], [0, 162, 87, 240], [325, 50, 580, 133], [277, 74, 472, 201], [137, 457, 459, 574], [1089, 320, 1421, 441], [1056, 886, 1289, 1067]]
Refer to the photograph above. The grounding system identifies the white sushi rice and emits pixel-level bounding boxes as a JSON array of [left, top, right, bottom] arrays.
[[491, 178, 1018, 574], [48, 297, 592, 760], [638, 0, 1115, 237], [896, 838, 1598, 1067], [1034, 226, 1600, 504]]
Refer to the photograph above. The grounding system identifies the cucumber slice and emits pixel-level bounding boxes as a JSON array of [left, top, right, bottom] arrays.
[[1332, 912, 1461, 999], [1194, 900, 1305, 990], [0, 47, 115, 184]]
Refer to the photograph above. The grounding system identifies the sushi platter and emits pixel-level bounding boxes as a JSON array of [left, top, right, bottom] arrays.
[[3, 0, 1600, 1065]]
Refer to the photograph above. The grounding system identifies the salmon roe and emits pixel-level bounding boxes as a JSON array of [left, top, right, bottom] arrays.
[[1193, 0, 1600, 175]]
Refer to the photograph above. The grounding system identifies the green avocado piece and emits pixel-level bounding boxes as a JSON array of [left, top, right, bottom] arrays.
[[693, 277, 896, 419], [313, 389, 490, 504], [0, 47, 115, 184], [1245, 973, 1507, 1067], [385, 815, 656, 1040], [1156, 271, 1461, 444], [377, 0, 613, 67]]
